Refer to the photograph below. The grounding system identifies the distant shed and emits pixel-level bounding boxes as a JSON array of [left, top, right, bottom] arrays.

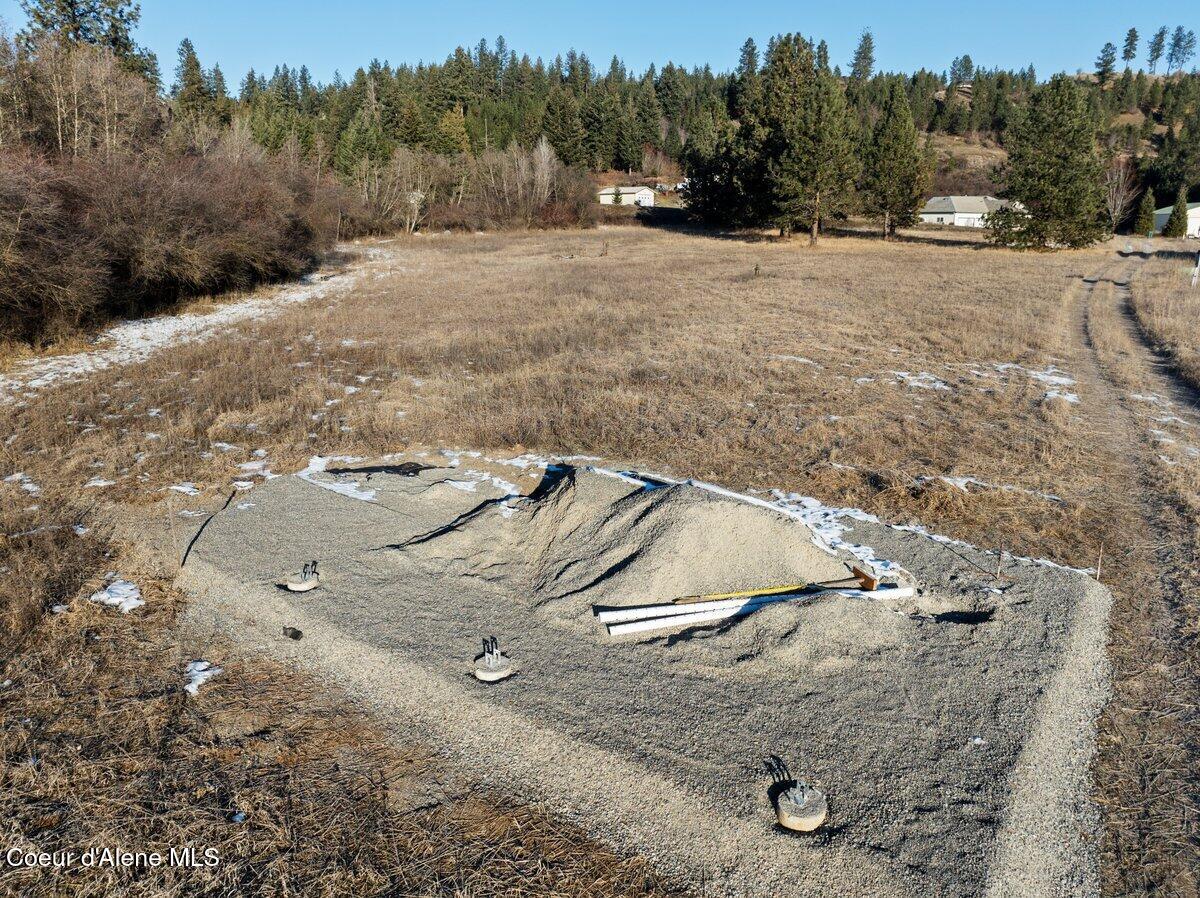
[[1152, 202, 1200, 238], [919, 195, 1009, 228], [598, 186, 655, 207]]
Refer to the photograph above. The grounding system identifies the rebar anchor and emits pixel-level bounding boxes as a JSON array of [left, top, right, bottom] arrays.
[[766, 755, 827, 833], [285, 560, 321, 592], [474, 636, 514, 683]]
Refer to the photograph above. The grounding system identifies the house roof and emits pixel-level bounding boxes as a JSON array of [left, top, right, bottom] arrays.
[[598, 186, 652, 195], [1153, 202, 1200, 216], [921, 195, 1008, 215]]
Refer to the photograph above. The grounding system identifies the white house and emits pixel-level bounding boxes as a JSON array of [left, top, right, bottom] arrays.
[[919, 195, 1009, 228], [598, 186, 655, 207], [1152, 202, 1200, 238]]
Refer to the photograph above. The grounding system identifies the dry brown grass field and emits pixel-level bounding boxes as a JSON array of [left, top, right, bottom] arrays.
[[2, 224, 1198, 895], [1129, 247, 1200, 389]]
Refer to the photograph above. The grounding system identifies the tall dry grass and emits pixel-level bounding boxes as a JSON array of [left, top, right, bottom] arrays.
[[1129, 251, 1200, 389]]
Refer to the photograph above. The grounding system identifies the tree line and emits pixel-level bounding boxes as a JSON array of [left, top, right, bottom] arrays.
[[4, 0, 1200, 345], [682, 34, 926, 241], [150, 16, 1199, 202]]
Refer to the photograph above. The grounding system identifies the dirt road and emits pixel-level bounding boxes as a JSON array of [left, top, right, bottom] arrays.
[[1074, 256, 1200, 896]]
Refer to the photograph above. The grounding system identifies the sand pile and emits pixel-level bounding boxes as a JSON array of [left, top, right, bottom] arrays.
[[402, 466, 853, 626], [178, 459, 1113, 898]]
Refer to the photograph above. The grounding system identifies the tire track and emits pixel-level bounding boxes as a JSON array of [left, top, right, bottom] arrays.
[[1075, 256, 1200, 897]]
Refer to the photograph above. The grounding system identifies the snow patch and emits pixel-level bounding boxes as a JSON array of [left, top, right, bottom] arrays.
[[996, 363, 1076, 388], [925, 474, 1062, 503], [89, 579, 144, 613], [591, 465, 1088, 577], [4, 472, 40, 495], [295, 456, 376, 501], [0, 257, 370, 405], [184, 660, 223, 696], [892, 371, 950, 391], [769, 355, 823, 367]]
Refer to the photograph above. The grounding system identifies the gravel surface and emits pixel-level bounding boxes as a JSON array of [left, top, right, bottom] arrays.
[[179, 462, 1111, 897]]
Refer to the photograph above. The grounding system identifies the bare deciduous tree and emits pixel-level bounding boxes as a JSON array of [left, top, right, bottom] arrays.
[[1103, 155, 1138, 233]]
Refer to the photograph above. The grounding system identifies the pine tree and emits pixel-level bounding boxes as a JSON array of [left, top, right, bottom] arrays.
[[861, 81, 928, 237], [1166, 27, 1197, 75], [334, 102, 389, 174], [737, 37, 758, 76], [1122, 28, 1139, 68], [173, 38, 211, 122], [763, 35, 858, 242], [635, 78, 663, 150], [797, 62, 859, 242], [19, 0, 158, 80], [941, 93, 970, 135], [613, 101, 642, 172], [949, 54, 975, 85], [1162, 185, 1190, 237], [393, 96, 429, 147], [730, 37, 759, 119], [581, 90, 618, 170], [759, 33, 813, 234], [431, 106, 471, 155], [989, 75, 1107, 248], [240, 68, 259, 104], [683, 109, 717, 161], [849, 30, 875, 82], [1153, 108, 1200, 196], [541, 86, 585, 167], [845, 30, 874, 123], [208, 64, 233, 125], [1148, 27, 1168, 73], [663, 123, 683, 160], [1133, 188, 1156, 235], [1095, 43, 1117, 84]]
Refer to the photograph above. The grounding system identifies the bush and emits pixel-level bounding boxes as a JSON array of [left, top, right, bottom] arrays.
[[0, 152, 106, 341], [0, 33, 348, 345], [0, 135, 347, 343]]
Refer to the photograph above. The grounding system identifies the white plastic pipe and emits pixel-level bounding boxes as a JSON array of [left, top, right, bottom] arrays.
[[596, 584, 913, 624], [602, 585, 914, 637]]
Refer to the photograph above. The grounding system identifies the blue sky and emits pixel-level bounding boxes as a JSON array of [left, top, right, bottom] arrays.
[[0, 1, 1192, 85]]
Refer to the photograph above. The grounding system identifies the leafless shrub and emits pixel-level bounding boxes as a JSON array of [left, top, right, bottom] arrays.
[[0, 150, 105, 341], [343, 138, 595, 234], [640, 147, 682, 181], [0, 134, 345, 342], [343, 146, 447, 235]]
